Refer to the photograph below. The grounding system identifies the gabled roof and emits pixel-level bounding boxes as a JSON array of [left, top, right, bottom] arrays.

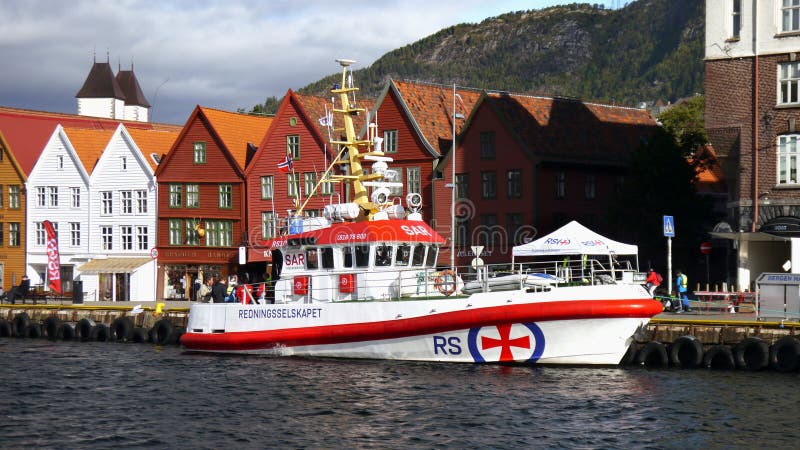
[[383, 80, 482, 157], [76, 61, 126, 100], [199, 106, 273, 170], [125, 127, 180, 171], [0, 106, 179, 176], [0, 130, 28, 183], [483, 92, 657, 160], [116, 69, 151, 107], [62, 127, 115, 173], [293, 91, 374, 155]]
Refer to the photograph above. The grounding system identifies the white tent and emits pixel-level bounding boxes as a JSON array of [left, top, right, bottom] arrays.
[[512, 221, 638, 257]]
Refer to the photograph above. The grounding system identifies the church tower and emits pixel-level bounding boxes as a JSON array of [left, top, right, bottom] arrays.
[[75, 57, 150, 122]]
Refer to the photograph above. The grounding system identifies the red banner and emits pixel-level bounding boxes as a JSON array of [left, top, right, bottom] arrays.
[[43, 220, 61, 294]]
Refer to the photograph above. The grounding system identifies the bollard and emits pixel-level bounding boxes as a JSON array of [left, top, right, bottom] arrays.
[[155, 302, 165, 315]]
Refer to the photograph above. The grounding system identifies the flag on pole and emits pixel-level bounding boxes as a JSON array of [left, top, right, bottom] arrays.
[[277, 154, 293, 173], [43, 220, 62, 294]]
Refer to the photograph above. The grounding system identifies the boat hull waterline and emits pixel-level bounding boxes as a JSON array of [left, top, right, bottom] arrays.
[[181, 284, 662, 365]]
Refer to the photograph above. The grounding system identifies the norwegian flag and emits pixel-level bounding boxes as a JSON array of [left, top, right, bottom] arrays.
[[277, 154, 293, 173]]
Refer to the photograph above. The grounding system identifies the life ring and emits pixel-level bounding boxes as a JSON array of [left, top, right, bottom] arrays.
[[111, 317, 134, 342], [703, 345, 735, 370], [44, 317, 62, 341], [669, 335, 704, 369], [635, 341, 668, 368], [434, 270, 457, 296], [769, 336, 800, 372], [734, 337, 769, 371], [152, 319, 174, 345], [13, 313, 30, 337], [76, 318, 96, 342]]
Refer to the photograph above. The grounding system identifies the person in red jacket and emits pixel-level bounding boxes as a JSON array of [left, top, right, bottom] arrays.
[[644, 268, 662, 297]]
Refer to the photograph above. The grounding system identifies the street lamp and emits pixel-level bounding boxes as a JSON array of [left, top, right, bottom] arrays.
[[450, 83, 465, 271]]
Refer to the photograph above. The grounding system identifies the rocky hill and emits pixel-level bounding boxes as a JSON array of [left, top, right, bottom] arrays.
[[295, 0, 703, 107]]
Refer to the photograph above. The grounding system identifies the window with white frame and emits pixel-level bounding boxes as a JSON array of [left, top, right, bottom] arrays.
[[121, 225, 133, 250], [780, 62, 800, 105], [193, 142, 206, 164], [585, 174, 597, 199], [186, 184, 199, 208], [407, 167, 421, 194], [507, 170, 522, 198], [136, 190, 148, 213], [48, 186, 58, 206], [304, 172, 317, 196], [169, 219, 182, 245], [36, 187, 46, 207], [71, 187, 80, 208], [101, 226, 113, 250], [218, 184, 232, 208], [261, 176, 273, 199], [783, 0, 800, 32], [70, 222, 80, 247], [731, 0, 741, 39], [455, 174, 468, 199], [185, 219, 200, 246], [35, 222, 45, 246], [121, 191, 133, 214], [101, 191, 112, 215], [9, 186, 20, 209], [9, 223, 19, 246], [262, 211, 276, 240], [136, 226, 148, 250], [383, 130, 398, 153], [320, 177, 333, 196], [481, 171, 496, 199], [778, 134, 800, 184], [389, 168, 403, 196]]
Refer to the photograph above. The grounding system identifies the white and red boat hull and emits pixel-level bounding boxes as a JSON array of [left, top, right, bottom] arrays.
[[181, 284, 662, 365]]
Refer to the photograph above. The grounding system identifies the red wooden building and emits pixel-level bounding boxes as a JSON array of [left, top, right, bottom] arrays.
[[154, 106, 272, 299]]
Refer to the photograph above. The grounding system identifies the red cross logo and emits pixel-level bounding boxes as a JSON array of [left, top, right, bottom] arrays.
[[481, 323, 531, 362]]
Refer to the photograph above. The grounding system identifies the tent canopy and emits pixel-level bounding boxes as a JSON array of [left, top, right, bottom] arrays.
[[512, 221, 638, 257]]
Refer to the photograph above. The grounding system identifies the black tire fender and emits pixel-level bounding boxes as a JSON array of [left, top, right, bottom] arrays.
[[0, 319, 13, 337], [111, 317, 134, 342], [13, 313, 30, 337], [635, 341, 669, 368], [131, 327, 148, 344], [43, 317, 62, 340], [669, 335, 704, 369], [91, 323, 111, 342], [769, 336, 800, 372], [26, 323, 42, 339], [735, 337, 769, 371], [56, 323, 76, 341], [703, 345, 736, 370], [76, 318, 96, 342], [152, 319, 173, 345], [619, 341, 638, 366]]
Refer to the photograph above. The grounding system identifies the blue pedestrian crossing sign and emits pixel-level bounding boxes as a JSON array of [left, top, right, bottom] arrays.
[[663, 215, 675, 237]]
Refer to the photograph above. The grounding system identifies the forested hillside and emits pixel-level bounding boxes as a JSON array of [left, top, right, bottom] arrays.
[[274, 0, 703, 110]]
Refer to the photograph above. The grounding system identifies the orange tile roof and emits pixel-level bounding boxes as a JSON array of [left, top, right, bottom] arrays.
[[126, 127, 180, 171], [486, 92, 657, 159], [391, 80, 482, 155], [295, 92, 375, 139], [62, 127, 114, 173], [199, 107, 272, 169]]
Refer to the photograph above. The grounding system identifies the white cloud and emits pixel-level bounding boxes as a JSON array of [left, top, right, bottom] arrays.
[[0, 0, 613, 124]]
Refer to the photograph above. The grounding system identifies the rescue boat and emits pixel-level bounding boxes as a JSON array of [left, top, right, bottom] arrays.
[[180, 59, 662, 365]]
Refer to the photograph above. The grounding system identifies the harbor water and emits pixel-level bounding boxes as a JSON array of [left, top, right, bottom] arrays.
[[1, 339, 799, 448]]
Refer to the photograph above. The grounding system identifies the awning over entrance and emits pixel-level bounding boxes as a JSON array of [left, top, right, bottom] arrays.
[[710, 232, 790, 242], [78, 257, 152, 274]]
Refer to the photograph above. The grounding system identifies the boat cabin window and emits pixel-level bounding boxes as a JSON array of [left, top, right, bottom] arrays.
[[320, 247, 334, 269], [306, 248, 319, 270], [343, 247, 354, 268], [425, 245, 438, 267], [375, 244, 393, 267], [412, 244, 425, 266], [395, 244, 411, 266], [355, 245, 370, 268]]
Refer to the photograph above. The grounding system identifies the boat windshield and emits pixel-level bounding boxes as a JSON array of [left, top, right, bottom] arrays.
[[396, 244, 411, 266], [412, 244, 425, 266], [376, 244, 393, 267]]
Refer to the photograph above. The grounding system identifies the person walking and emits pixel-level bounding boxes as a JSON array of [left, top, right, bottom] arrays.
[[675, 270, 690, 312]]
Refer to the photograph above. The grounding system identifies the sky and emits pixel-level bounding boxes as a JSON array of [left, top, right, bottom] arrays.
[[0, 0, 619, 125]]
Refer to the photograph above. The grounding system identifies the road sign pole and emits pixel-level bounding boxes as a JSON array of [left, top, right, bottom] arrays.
[[667, 236, 672, 296]]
